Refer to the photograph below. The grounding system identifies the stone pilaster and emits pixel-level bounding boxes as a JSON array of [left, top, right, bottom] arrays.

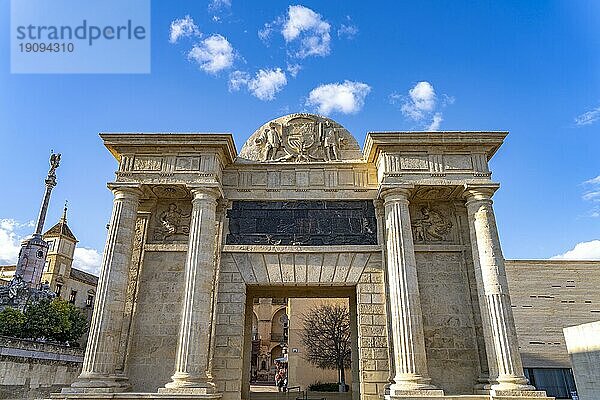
[[381, 187, 443, 397], [463, 186, 536, 394], [65, 184, 142, 393], [161, 186, 221, 395]]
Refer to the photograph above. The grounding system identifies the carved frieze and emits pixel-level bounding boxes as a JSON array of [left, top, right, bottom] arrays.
[[410, 203, 456, 243], [149, 201, 192, 243], [239, 114, 363, 162], [226, 200, 377, 246], [133, 156, 162, 171]]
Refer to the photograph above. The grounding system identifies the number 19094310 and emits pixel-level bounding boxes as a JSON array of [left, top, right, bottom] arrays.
[[19, 42, 74, 52]]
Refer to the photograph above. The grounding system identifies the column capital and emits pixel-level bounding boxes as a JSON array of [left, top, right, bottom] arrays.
[[380, 185, 414, 204], [107, 183, 143, 199], [187, 185, 222, 201], [463, 184, 499, 205]]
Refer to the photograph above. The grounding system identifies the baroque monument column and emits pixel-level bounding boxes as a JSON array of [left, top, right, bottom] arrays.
[[381, 187, 443, 397], [463, 186, 536, 394], [66, 183, 142, 393], [161, 186, 221, 395]]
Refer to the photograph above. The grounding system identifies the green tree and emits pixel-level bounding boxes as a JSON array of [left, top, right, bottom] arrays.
[[22, 298, 87, 343], [0, 307, 26, 337], [50, 298, 88, 343]]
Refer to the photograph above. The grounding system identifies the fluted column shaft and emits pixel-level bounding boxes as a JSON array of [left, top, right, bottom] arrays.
[[464, 187, 534, 392], [68, 184, 141, 392], [382, 188, 437, 393], [164, 187, 220, 392]]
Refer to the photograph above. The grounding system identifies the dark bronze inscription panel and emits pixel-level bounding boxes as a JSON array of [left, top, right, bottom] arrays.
[[226, 201, 377, 245]]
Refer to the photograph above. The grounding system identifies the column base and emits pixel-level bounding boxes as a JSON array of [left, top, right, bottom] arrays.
[[62, 373, 130, 394], [158, 387, 216, 395], [162, 372, 217, 394], [490, 389, 552, 399], [386, 389, 445, 399], [51, 393, 222, 400]]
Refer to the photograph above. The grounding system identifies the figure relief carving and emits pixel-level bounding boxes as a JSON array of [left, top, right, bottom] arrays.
[[411, 206, 453, 242], [255, 122, 282, 161], [239, 113, 362, 162], [152, 202, 191, 242], [133, 156, 162, 171]]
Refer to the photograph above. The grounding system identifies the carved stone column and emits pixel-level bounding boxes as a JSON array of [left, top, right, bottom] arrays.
[[381, 188, 443, 396], [65, 184, 142, 393], [463, 186, 535, 394], [161, 186, 221, 394]]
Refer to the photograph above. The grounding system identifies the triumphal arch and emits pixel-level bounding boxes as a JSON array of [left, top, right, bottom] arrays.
[[58, 114, 551, 400]]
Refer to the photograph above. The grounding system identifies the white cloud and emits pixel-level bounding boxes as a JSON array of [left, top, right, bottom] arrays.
[[209, 0, 231, 10], [228, 70, 250, 92], [306, 80, 371, 115], [282, 5, 331, 58], [427, 113, 443, 131], [169, 15, 200, 44], [188, 34, 234, 74], [286, 63, 301, 78], [575, 106, 600, 126], [401, 81, 436, 120], [0, 219, 31, 265], [551, 240, 600, 260], [248, 68, 287, 101], [73, 247, 103, 276], [582, 175, 600, 217], [392, 81, 453, 130], [585, 176, 600, 185], [229, 68, 288, 101], [338, 16, 358, 39]]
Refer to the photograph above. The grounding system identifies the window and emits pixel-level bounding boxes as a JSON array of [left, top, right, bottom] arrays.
[[47, 240, 55, 252], [86, 294, 94, 307], [55, 283, 62, 296], [44, 261, 50, 272], [524, 368, 576, 399], [69, 290, 77, 304], [59, 263, 66, 276]]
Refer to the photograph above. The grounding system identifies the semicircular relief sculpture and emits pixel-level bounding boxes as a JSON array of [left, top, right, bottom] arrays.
[[238, 113, 363, 163]]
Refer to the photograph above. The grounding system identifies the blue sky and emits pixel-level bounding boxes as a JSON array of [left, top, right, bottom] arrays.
[[1, 1, 599, 274]]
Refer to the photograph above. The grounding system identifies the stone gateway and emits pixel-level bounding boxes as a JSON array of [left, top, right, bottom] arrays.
[[55, 114, 552, 400]]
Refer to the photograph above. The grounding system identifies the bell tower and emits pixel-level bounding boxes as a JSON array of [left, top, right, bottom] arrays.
[[41, 202, 78, 296]]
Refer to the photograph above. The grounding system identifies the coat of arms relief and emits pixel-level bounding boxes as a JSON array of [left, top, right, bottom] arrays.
[[242, 114, 361, 162]]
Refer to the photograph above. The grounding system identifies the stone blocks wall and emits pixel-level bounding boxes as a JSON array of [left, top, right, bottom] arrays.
[[212, 255, 246, 400], [0, 336, 83, 399], [126, 250, 186, 392], [356, 262, 389, 400], [415, 251, 480, 394]]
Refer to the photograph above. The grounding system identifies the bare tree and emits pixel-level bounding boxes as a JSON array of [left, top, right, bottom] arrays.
[[300, 304, 351, 392]]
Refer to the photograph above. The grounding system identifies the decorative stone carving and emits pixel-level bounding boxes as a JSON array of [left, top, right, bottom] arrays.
[[133, 156, 162, 171], [239, 113, 362, 163], [411, 206, 453, 242], [152, 202, 191, 242], [151, 185, 189, 199], [226, 200, 377, 246], [117, 213, 149, 373]]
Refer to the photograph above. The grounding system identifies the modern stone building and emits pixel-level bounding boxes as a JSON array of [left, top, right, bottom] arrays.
[[57, 113, 559, 400]]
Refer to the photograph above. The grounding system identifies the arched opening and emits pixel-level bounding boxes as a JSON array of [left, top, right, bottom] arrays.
[[271, 308, 288, 343]]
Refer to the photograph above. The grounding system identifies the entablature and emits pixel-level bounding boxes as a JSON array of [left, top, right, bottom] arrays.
[[364, 131, 507, 185], [222, 161, 378, 199], [101, 133, 237, 186]]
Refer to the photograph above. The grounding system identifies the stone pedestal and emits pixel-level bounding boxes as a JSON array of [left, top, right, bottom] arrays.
[[464, 187, 543, 396], [161, 187, 221, 396], [381, 188, 443, 398], [64, 184, 142, 393]]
